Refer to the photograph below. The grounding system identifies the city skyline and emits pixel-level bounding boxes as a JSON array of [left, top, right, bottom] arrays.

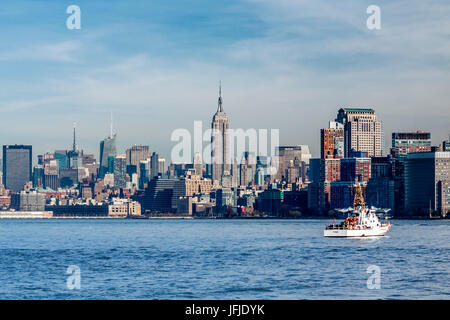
[[1, 1, 449, 305], [1, 102, 449, 167], [1, 99, 448, 166], [2, 106, 448, 216], [0, 1, 449, 159]]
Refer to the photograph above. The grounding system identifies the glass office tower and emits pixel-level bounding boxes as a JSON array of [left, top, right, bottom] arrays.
[[3, 145, 32, 192]]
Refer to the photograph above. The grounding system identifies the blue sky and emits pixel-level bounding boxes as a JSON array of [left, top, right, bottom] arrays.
[[0, 0, 449, 161]]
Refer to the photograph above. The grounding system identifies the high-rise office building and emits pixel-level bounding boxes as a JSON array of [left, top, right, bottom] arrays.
[[320, 158, 341, 183], [3, 145, 32, 192], [126, 145, 150, 177], [391, 131, 431, 158], [43, 159, 59, 190], [340, 157, 371, 182], [139, 159, 150, 189], [255, 156, 270, 186], [255, 167, 265, 186], [215, 188, 236, 215], [336, 108, 383, 157], [239, 157, 248, 187], [321, 121, 344, 159], [245, 152, 257, 185], [81, 153, 98, 179], [54, 150, 68, 170], [82, 153, 96, 166], [67, 123, 81, 169], [114, 154, 127, 188], [391, 131, 431, 215], [150, 152, 159, 179], [42, 153, 54, 165], [366, 157, 394, 210], [99, 116, 117, 178], [308, 157, 341, 213], [211, 83, 230, 184], [59, 168, 78, 188], [33, 165, 44, 188], [405, 152, 450, 216], [231, 157, 239, 187], [193, 152, 203, 177], [276, 146, 304, 182], [171, 173, 212, 210], [371, 156, 392, 179], [158, 158, 166, 176], [141, 177, 177, 213], [126, 164, 137, 177], [169, 163, 190, 178], [442, 135, 450, 152]]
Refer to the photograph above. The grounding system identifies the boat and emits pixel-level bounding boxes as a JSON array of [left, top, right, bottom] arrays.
[[324, 182, 391, 238]]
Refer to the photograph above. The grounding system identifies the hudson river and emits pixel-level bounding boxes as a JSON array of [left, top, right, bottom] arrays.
[[0, 219, 448, 299]]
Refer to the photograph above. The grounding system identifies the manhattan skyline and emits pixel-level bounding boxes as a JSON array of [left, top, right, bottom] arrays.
[[0, 0, 449, 160]]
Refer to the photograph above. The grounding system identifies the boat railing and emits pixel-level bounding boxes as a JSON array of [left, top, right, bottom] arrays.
[[325, 225, 347, 230], [326, 224, 369, 231]]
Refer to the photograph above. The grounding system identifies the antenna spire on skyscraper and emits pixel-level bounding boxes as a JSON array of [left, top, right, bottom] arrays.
[[72, 121, 77, 151], [218, 80, 223, 112]]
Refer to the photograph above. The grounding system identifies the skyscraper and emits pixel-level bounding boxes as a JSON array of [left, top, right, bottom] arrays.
[[340, 157, 372, 182], [158, 158, 166, 176], [336, 108, 383, 157], [391, 131, 431, 157], [3, 145, 32, 192], [99, 115, 117, 178], [405, 152, 450, 216], [139, 159, 150, 189], [44, 159, 59, 190], [211, 82, 230, 184], [321, 121, 344, 158], [391, 131, 431, 215], [150, 152, 159, 179], [276, 146, 303, 182], [239, 157, 248, 187], [67, 122, 81, 169], [245, 152, 256, 184], [443, 136, 450, 152], [54, 150, 68, 170], [193, 152, 203, 177], [231, 157, 239, 187], [114, 154, 127, 188], [171, 173, 212, 210], [33, 165, 44, 188], [256, 156, 270, 186], [142, 177, 177, 213], [308, 157, 341, 213], [126, 145, 150, 177]]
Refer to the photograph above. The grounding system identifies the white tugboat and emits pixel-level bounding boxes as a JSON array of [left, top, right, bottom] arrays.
[[324, 183, 391, 238]]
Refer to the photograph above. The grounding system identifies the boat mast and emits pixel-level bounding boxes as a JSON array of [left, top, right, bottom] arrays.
[[353, 180, 365, 210]]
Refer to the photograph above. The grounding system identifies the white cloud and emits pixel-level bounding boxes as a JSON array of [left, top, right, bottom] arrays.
[[1, 0, 449, 159], [0, 40, 82, 62]]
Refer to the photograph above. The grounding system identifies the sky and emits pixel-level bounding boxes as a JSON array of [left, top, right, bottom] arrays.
[[0, 0, 449, 162]]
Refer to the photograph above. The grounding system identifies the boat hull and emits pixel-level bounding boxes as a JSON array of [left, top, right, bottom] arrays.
[[324, 224, 390, 238]]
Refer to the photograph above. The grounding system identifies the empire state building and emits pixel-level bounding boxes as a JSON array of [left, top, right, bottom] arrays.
[[211, 83, 230, 184]]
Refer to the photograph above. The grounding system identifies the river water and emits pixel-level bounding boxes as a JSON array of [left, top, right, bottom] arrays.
[[0, 219, 448, 299]]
